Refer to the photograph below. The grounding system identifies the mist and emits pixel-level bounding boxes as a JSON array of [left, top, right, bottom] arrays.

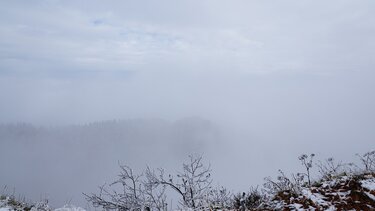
[[0, 0, 375, 209]]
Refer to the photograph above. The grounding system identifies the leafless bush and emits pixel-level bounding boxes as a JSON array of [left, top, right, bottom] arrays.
[[205, 186, 232, 210], [85, 154, 211, 210], [233, 187, 265, 210], [0, 192, 51, 211], [84, 164, 167, 211], [31, 199, 51, 211], [356, 150, 375, 173], [316, 157, 353, 180], [146, 154, 212, 209], [263, 170, 305, 197]]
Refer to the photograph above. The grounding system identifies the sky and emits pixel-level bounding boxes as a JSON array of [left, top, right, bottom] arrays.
[[0, 0, 375, 208], [0, 1, 374, 125]]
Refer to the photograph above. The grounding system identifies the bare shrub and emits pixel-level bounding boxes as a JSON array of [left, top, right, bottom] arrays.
[[263, 170, 305, 197], [85, 154, 211, 210], [233, 187, 265, 210], [356, 150, 375, 173], [205, 186, 232, 210], [146, 154, 212, 209], [84, 164, 167, 211], [316, 157, 354, 180]]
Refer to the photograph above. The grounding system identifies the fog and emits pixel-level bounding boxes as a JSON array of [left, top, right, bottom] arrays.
[[0, 0, 375, 208]]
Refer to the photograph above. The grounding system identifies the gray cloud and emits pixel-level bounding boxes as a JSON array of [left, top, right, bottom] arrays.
[[1, 0, 374, 76]]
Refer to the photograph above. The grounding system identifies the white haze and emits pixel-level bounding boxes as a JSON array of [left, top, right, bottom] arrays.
[[0, 0, 375, 208]]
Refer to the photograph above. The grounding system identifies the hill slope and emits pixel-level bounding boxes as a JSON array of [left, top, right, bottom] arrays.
[[261, 173, 375, 210]]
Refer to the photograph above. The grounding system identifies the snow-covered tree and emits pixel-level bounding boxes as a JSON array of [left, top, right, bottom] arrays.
[[84, 164, 167, 211], [85, 154, 212, 210], [146, 154, 212, 209]]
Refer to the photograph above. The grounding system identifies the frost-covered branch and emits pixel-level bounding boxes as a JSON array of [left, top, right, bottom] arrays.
[[84, 164, 167, 211], [356, 150, 375, 173], [146, 154, 212, 209], [298, 153, 315, 186]]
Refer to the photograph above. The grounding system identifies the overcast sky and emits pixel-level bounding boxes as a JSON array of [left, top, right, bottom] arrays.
[[1, 0, 375, 124], [0, 0, 375, 207]]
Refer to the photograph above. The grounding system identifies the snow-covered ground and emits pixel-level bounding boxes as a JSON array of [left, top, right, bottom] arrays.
[[0, 197, 85, 211], [268, 173, 375, 210], [54, 205, 86, 211]]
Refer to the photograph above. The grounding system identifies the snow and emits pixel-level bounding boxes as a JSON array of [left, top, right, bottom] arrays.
[[365, 192, 375, 201], [0, 199, 86, 211], [0, 206, 86, 211], [361, 178, 375, 191], [288, 203, 304, 210], [325, 205, 337, 211], [267, 174, 375, 210], [54, 205, 86, 211], [337, 190, 351, 197], [0, 198, 12, 211], [302, 189, 328, 206]]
